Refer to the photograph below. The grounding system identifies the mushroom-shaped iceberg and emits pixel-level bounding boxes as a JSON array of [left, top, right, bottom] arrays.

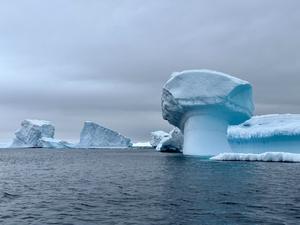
[[162, 70, 254, 155]]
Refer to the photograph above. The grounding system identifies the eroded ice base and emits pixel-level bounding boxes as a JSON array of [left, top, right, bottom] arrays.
[[183, 113, 231, 155]]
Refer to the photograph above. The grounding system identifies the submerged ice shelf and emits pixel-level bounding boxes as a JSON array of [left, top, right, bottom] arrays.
[[211, 152, 300, 162], [162, 69, 254, 156]]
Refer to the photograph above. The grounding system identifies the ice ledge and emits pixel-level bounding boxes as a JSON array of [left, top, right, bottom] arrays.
[[228, 114, 300, 141], [210, 152, 300, 162]]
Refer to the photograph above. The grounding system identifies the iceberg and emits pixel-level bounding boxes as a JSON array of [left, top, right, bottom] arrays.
[[211, 152, 300, 162], [132, 142, 152, 148], [162, 69, 254, 155], [150, 131, 170, 148], [228, 114, 300, 153], [0, 141, 11, 148], [11, 119, 55, 148], [156, 128, 183, 152], [77, 121, 132, 148], [38, 137, 73, 149]]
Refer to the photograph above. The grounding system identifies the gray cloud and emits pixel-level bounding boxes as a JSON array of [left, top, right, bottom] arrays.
[[0, 0, 300, 142]]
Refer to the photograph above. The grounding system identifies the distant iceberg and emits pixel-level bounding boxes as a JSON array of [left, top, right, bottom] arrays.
[[211, 152, 300, 162], [77, 121, 132, 148], [228, 114, 300, 153], [11, 119, 55, 148], [9, 119, 74, 149], [132, 142, 151, 147], [0, 142, 10, 148]]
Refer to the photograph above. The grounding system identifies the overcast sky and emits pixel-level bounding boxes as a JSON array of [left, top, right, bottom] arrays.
[[0, 0, 300, 142]]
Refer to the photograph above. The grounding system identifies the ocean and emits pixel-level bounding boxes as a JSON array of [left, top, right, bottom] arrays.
[[0, 149, 299, 225]]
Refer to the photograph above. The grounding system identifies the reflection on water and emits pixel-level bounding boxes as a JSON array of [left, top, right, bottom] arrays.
[[0, 149, 299, 225]]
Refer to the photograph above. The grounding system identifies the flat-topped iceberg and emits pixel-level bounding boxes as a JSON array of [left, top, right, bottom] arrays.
[[156, 128, 183, 152], [38, 137, 73, 149], [162, 69, 254, 155], [77, 121, 132, 148], [211, 152, 300, 162], [11, 119, 55, 148], [228, 114, 300, 153]]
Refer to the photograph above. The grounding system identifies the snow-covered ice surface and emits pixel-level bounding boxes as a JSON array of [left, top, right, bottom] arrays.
[[228, 114, 300, 153], [150, 131, 170, 148], [11, 119, 55, 148], [211, 152, 300, 162], [228, 114, 300, 140], [162, 70, 254, 155], [156, 128, 183, 152], [38, 137, 74, 149], [162, 69, 254, 128], [77, 121, 132, 148]]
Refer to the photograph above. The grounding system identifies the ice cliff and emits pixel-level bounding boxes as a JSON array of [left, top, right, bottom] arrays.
[[77, 121, 132, 148], [228, 114, 300, 153], [162, 69, 254, 155], [11, 119, 55, 148]]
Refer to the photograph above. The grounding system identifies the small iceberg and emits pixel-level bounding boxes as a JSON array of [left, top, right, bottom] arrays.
[[150, 131, 170, 148], [211, 152, 300, 162], [155, 128, 183, 152], [150, 128, 183, 152]]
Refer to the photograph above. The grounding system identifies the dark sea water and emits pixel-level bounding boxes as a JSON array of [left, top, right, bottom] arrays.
[[0, 149, 299, 225]]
